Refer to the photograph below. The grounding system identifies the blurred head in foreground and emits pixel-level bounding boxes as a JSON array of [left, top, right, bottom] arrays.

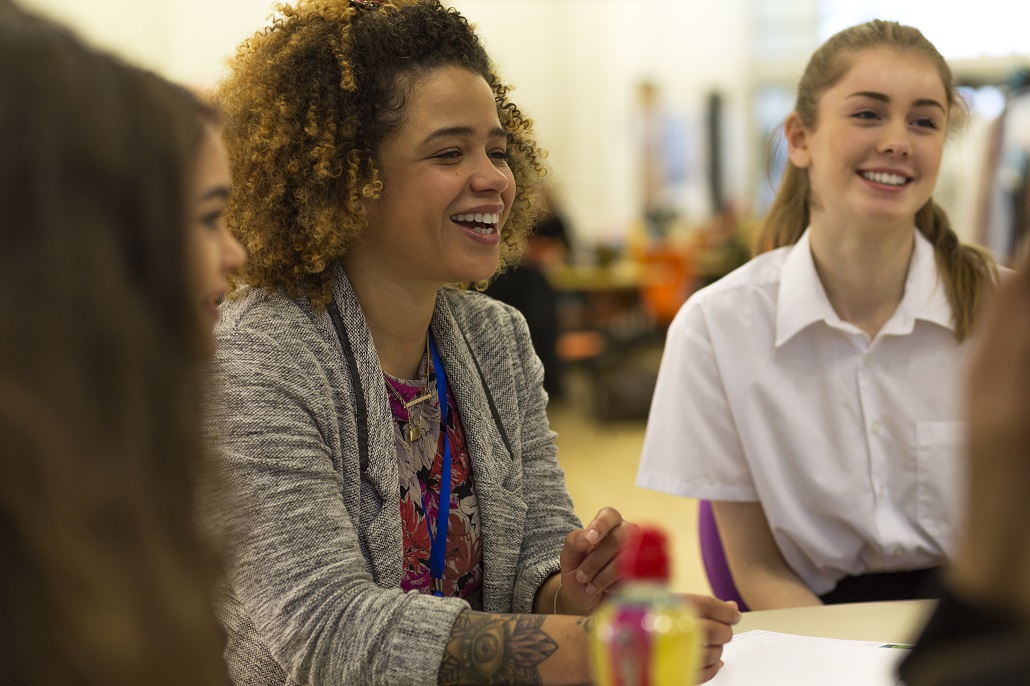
[[0, 1, 241, 682]]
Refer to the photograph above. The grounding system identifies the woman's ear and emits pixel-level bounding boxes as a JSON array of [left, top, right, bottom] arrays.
[[350, 177, 381, 217], [784, 112, 811, 169], [346, 189, 369, 217]]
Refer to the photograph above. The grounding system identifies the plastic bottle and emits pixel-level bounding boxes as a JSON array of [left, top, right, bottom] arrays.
[[590, 525, 702, 686]]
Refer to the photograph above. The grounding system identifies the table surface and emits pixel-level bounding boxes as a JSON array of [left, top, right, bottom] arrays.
[[734, 599, 936, 645]]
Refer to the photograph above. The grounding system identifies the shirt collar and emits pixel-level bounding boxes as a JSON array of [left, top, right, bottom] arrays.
[[882, 228, 954, 336], [774, 228, 953, 347], [775, 229, 840, 347]]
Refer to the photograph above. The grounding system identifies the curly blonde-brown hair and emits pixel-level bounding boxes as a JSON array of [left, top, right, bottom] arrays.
[[217, 0, 547, 307]]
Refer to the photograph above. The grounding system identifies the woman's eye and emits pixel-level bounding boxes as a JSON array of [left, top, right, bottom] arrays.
[[913, 117, 938, 129], [434, 150, 462, 160], [853, 110, 879, 120], [489, 150, 510, 161]]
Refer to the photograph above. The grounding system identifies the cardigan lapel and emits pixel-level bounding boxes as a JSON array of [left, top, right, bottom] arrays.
[[432, 291, 527, 613], [331, 267, 404, 588], [328, 269, 528, 604]]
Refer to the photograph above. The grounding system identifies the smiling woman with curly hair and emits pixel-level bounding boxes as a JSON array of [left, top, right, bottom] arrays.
[[219, 0, 544, 305], [205, 1, 741, 685]]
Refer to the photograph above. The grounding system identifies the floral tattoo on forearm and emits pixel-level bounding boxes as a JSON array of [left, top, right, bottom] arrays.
[[439, 612, 558, 685]]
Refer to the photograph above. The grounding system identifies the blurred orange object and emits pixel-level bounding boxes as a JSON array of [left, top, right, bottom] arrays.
[[556, 330, 607, 363], [636, 243, 694, 327]]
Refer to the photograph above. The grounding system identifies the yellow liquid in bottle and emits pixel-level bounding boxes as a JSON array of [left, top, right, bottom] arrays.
[[590, 583, 702, 686]]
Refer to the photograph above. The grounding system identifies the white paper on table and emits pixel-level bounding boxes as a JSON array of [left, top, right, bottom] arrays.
[[709, 630, 912, 686]]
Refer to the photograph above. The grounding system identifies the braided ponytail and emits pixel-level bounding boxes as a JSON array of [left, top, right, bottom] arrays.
[[915, 200, 997, 340]]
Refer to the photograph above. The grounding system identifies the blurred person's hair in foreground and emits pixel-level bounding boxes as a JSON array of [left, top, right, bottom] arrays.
[[0, 2, 227, 683], [900, 244, 1030, 685]]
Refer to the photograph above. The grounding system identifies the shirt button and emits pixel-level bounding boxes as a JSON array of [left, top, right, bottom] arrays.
[[871, 421, 881, 434], [892, 547, 903, 558], [864, 355, 873, 367]]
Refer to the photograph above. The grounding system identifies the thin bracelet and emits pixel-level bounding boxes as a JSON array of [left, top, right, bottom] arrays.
[[553, 582, 563, 615]]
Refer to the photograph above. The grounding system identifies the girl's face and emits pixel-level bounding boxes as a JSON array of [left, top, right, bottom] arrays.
[[190, 127, 246, 353], [356, 65, 516, 289], [786, 47, 948, 233]]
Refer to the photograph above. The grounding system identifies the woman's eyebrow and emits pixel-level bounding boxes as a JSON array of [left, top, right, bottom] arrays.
[[420, 125, 507, 145]]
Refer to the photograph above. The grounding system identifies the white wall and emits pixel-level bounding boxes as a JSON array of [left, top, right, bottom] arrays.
[[17, 0, 173, 74], [163, 0, 281, 89], [17, 0, 1029, 246], [18, 0, 277, 88], [21, 0, 755, 243], [451, 0, 753, 244]]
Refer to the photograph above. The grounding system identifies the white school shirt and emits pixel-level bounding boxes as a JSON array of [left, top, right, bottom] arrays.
[[636, 228, 969, 595]]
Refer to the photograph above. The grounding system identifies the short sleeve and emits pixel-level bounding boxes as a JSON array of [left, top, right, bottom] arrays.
[[635, 299, 758, 502]]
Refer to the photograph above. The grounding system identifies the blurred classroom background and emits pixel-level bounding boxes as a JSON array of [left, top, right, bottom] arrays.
[[21, 0, 1030, 594]]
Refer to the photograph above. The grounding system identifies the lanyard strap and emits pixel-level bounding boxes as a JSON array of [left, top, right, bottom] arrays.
[[424, 330, 451, 596], [327, 297, 511, 598]]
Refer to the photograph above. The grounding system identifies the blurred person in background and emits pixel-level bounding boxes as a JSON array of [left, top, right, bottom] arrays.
[[486, 183, 573, 399]]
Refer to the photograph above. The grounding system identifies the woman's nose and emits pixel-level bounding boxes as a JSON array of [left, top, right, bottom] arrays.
[[468, 153, 511, 193]]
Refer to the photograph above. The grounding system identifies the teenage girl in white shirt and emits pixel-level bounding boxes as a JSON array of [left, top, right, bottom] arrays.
[[637, 19, 998, 610]]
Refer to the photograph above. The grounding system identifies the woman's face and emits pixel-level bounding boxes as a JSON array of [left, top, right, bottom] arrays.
[[787, 47, 948, 233], [190, 126, 246, 352], [356, 65, 516, 288]]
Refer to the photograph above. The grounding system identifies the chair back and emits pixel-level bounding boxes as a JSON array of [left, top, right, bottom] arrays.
[[698, 500, 748, 610]]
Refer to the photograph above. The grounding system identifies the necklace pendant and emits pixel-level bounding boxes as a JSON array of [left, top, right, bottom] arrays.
[[405, 391, 433, 408], [407, 422, 422, 442]]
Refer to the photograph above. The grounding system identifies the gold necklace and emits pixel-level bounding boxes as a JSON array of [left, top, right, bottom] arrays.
[[384, 338, 432, 442]]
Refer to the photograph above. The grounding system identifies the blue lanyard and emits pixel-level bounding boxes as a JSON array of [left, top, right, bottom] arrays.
[[423, 330, 451, 597]]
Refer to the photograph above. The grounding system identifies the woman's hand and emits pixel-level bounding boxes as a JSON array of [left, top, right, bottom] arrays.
[[550, 507, 742, 683], [556, 507, 636, 614], [682, 594, 742, 683]]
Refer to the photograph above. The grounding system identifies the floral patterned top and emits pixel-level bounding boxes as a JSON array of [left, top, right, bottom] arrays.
[[385, 349, 483, 609]]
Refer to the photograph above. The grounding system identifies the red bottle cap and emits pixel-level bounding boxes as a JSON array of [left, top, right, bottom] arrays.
[[620, 525, 670, 581]]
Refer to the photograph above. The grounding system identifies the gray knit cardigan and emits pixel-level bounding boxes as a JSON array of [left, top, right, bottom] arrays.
[[206, 264, 581, 685]]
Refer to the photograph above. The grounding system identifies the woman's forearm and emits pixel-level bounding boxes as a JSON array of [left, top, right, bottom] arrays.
[[532, 573, 571, 616], [439, 610, 593, 686]]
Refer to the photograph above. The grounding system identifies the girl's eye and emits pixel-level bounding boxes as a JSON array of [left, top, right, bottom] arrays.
[[913, 117, 938, 129], [489, 150, 510, 161], [434, 150, 462, 160], [853, 110, 879, 120], [201, 210, 225, 230]]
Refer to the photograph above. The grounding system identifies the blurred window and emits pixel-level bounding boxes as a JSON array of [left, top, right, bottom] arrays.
[[819, 1, 1030, 59]]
